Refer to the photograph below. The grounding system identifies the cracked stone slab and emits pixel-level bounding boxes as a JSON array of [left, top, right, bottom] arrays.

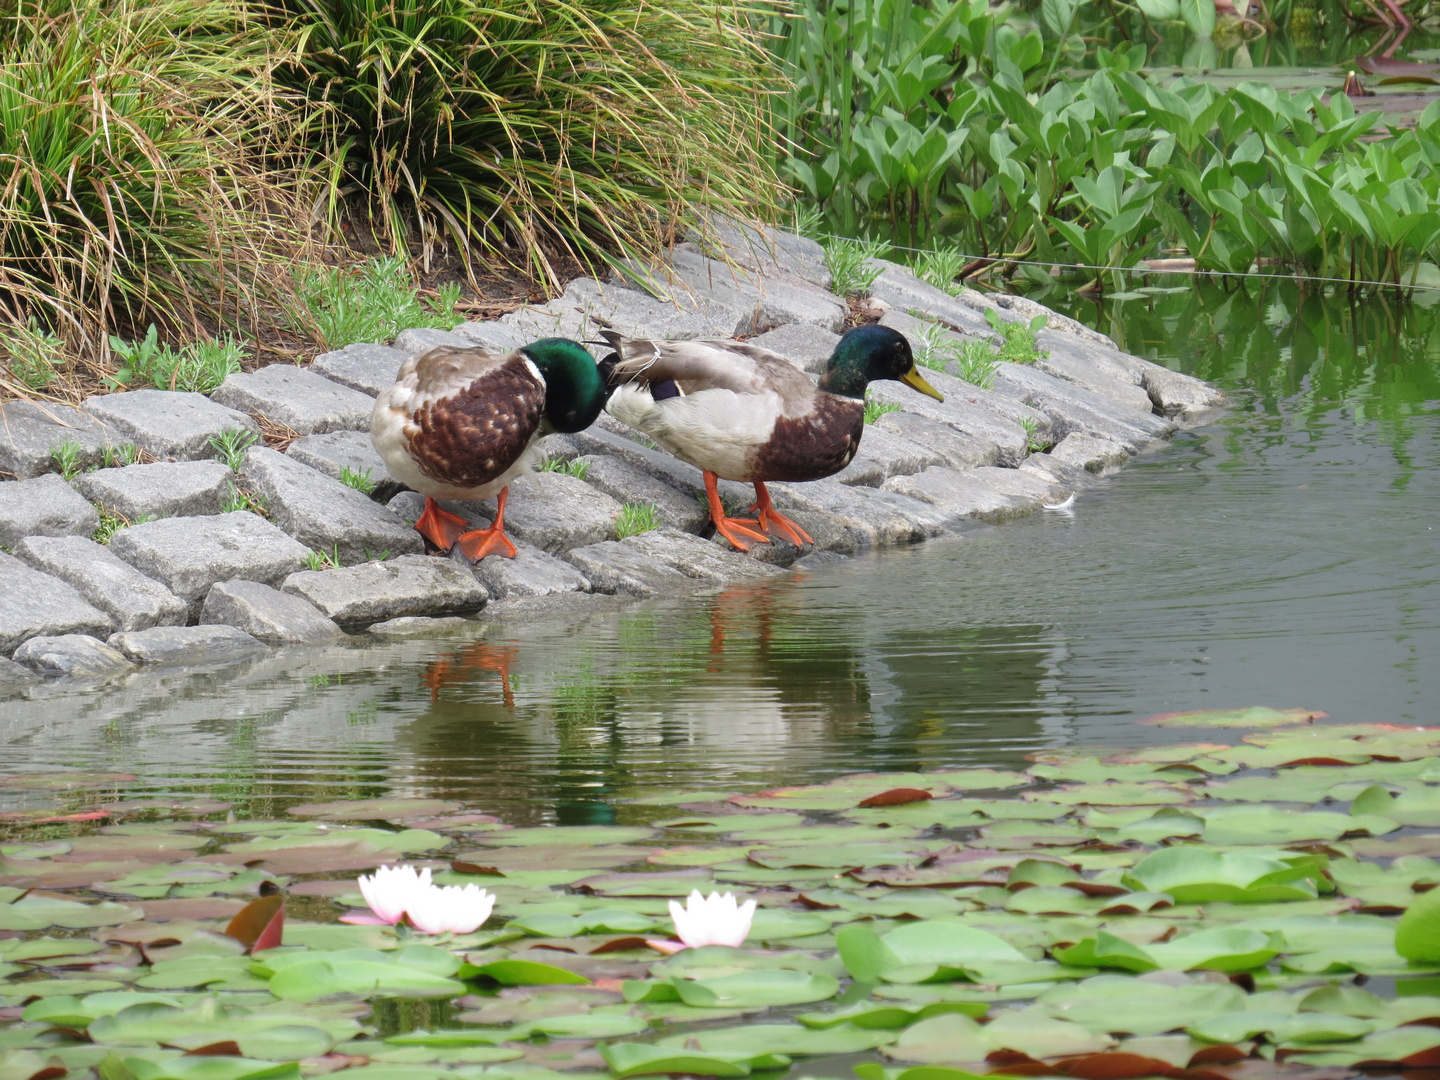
[[461, 472, 622, 556], [689, 213, 834, 290], [766, 477, 946, 547], [0, 473, 99, 547], [0, 551, 114, 656], [746, 324, 840, 374], [564, 539, 696, 598], [966, 465, 1068, 507], [0, 656, 37, 692], [873, 411, 999, 472], [200, 579, 345, 645], [0, 400, 116, 479], [286, 430, 405, 502], [865, 378, 1033, 468], [865, 263, 997, 338], [569, 426, 753, 509], [556, 277, 725, 341], [1020, 452, 1093, 492], [12, 634, 132, 679], [392, 327, 477, 355], [72, 460, 233, 520], [81, 390, 259, 461], [1141, 364, 1226, 421], [210, 364, 375, 435], [573, 455, 710, 533], [109, 511, 311, 619], [13, 535, 186, 632], [965, 289, 1118, 351], [282, 555, 488, 626], [882, 467, 1033, 522], [108, 625, 268, 666], [239, 446, 423, 565], [367, 615, 474, 636], [1049, 432, 1133, 474], [452, 542, 591, 601], [622, 528, 787, 585], [310, 343, 410, 397], [1031, 339, 1155, 414], [655, 245, 847, 334], [991, 362, 1176, 448], [835, 424, 946, 488], [451, 321, 527, 353], [708, 509, 856, 567]]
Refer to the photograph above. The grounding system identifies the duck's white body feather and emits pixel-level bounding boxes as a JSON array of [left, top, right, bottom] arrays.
[[607, 382, 781, 482]]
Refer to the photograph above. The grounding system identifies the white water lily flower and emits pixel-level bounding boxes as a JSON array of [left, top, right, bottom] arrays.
[[668, 890, 756, 948], [405, 883, 496, 935], [356, 864, 433, 925]]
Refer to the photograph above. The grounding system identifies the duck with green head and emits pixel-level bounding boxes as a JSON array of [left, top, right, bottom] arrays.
[[372, 338, 607, 560], [601, 324, 943, 551]]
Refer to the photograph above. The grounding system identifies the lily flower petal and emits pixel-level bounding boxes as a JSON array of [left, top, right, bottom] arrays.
[[667, 890, 756, 949], [356, 864, 432, 925], [406, 883, 496, 935]]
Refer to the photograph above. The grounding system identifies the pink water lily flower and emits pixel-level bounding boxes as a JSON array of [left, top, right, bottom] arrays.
[[406, 883, 496, 935], [665, 890, 756, 950], [345, 864, 433, 926]]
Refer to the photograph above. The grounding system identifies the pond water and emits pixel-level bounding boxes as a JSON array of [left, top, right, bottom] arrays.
[[2, 280, 1436, 823]]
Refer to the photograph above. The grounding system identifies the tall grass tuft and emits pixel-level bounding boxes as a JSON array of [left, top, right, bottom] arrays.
[[276, 0, 785, 287], [0, 0, 314, 375]]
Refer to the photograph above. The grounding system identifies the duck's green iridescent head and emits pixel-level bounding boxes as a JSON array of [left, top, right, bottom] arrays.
[[816, 324, 944, 402], [521, 338, 608, 433]]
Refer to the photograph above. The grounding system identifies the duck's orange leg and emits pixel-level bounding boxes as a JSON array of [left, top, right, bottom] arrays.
[[414, 496, 469, 551], [456, 487, 520, 561], [704, 471, 767, 551], [748, 481, 812, 547]]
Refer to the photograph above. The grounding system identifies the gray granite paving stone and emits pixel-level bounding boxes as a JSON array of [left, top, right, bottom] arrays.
[[966, 465, 1067, 507], [621, 528, 788, 584], [81, 390, 258, 461], [864, 378, 1032, 468], [451, 321, 526, 353], [210, 364, 375, 435], [465, 472, 622, 556], [766, 477, 946, 547], [865, 263, 997, 338], [367, 616, 474, 636], [662, 246, 848, 334], [1142, 364, 1226, 420], [724, 509, 857, 566], [286, 430, 404, 502], [0, 656, 37, 691], [108, 625, 268, 666], [0, 551, 114, 656], [239, 446, 423, 565], [574, 455, 710, 533], [692, 213, 834, 290], [836, 424, 945, 487], [792, 550, 849, 572], [72, 460, 233, 520], [1049, 432, 1133, 474], [310, 343, 410, 396], [873, 411, 1000, 472], [454, 541, 592, 601], [882, 467, 1030, 522], [960, 288, 1118, 350], [12, 634, 132, 679], [392, 327, 476, 355], [991, 362, 1176, 448], [568, 426, 753, 508], [0, 473, 99, 546], [200, 579, 345, 645], [554, 277, 723, 341], [1020, 453, 1093, 491], [746, 324, 841, 374], [0, 399, 115, 478], [564, 539, 695, 598], [282, 555, 488, 625], [1032, 334, 1154, 413], [108, 511, 310, 619], [13, 535, 186, 632]]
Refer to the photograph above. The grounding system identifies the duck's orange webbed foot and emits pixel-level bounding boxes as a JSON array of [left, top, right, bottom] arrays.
[[704, 470, 767, 552], [455, 487, 519, 561], [415, 496, 469, 551], [749, 481, 812, 547]]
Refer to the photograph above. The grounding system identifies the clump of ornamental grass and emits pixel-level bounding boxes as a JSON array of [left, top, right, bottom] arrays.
[[0, 0, 316, 394], [275, 0, 785, 287]]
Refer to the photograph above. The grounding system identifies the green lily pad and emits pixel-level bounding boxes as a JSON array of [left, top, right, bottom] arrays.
[[1053, 931, 1157, 972], [1036, 976, 1245, 1036], [1122, 847, 1322, 903], [1397, 887, 1440, 962], [599, 1043, 762, 1078], [1145, 926, 1283, 972], [1188, 1010, 1374, 1044], [674, 969, 840, 1007], [660, 1021, 897, 1055], [799, 1001, 987, 1029], [464, 959, 592, 986], [1200, 805, 1368, 846]]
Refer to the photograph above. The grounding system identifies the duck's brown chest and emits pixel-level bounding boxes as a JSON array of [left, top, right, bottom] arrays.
[[748, 396, 865, 483], [404, 358, 545, 488]]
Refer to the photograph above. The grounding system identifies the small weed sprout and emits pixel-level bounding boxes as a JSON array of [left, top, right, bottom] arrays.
[[304, 544, 342, 571], [103, 443, 141, 469], [340, 466, 376, 494], [790, 203, 824, 240], [913, 323, 957, 373], [3, 319, 65, 391], [221, 482, 268, 516], [364, 547, 390, 562], [210, 429, 258, 472], [429, 282, 464, 322], [616, 502, 660, 538], [1018, 416, 1049, 454], [109, 326, 246, 392], [913, 247, 969, 295], [92, 508, 128, 545], [50, 439, 84, 479], [864, 394, 901, 424], [541, 457, 590, 480], [985, 310, 1050, 365], [824, 237, 887, 297], [955, 340, 999, 389], [293, 257, 465, 350]]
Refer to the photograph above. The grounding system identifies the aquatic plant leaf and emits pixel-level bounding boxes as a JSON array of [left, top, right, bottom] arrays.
[[880, 1011, 990, 1063], [662, 1021, 897, 1055], [599, 1042, 754, 1077], [223, 895, 284, 954], [1053, 931, 1157, 972], [749, 910, 832, 940], [1144, 927, 1282, 972], [123, 1057, 301, 1080], [266, 949, 468, 1001], [1025, 782, 1195, 806], [674, 969, 840, 1007], [1139, 708, 1325, 728], [522, 1011, 650, 1038], [1188, 1010, 1373, 1044], [286, 798, 463, 822], [385, 1029, 510, 1046], [1036, 976, 1245, 1036], [462, 959, 592, 986], [0, 895, 141, 930], [1199, 806, 1357, 846], [1121, 847, 1320, 902], [477, 826, 658, 847], [1397, 886, 1440, 962], [799, 1001, 987, 1030]]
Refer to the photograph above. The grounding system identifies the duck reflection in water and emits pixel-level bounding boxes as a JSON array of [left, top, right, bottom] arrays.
[[422, 642, 519, 707]]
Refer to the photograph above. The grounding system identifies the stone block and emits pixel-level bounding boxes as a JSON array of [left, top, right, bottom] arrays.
[[791, 550, 849, 572], [451, 321, 527, 353], [239, 446, 423, 565], [81, 390, 258, 461], [466, 471, 622, 555], [623, 528, 787, 585], [13, 535, 186, 632], [746, 323, 841, 374], [836, 424, 945, 487], [567, 426, 753, 508], [991, 362, 1175, 448], [872, 411, 999, 472], [0, 473, 99, 546], [960, 288, 1118, 351], [72, 460, 233, 520], [1141, 364, 1226, 421], [881, 467, 1028, 522], [573, 455, 710, 533], [662, 246, 847, 334], [286, 430, 405, 502], [0, 551, 114, 656], [457, 541, 592, 601], [0, 656, 37, 692], [564, 540, 695, 598], [766, 477, 947, 547], [731, 510, 856, 565], [108, 625, 268, 666], [865, 263, 996, 337], [556, 278, 725, 341], [310, 343, 410, 397], [1033, 335, 1153, 413], [1048, 432, 1133, 474], [1020, 453, 1092, 492], [200, 579, 345, 645], [965, 465, 1067, 507], [12, 634, 132, 679], [210, 365, 375, 435], [367, 615, 474, 636], [392, 327, 477, 355], [282, 554, 488, 626], [0, 399, 115, 478], [864, 377, 1032, 467], [109, 512, 310, 618], [690, 214, 834, 290]]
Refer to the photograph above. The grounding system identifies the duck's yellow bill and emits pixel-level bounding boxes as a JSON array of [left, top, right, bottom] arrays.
[[901, 367, 944, 402]]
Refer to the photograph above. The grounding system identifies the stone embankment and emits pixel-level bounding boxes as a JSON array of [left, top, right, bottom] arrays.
[[0, 222, 1223, 686]]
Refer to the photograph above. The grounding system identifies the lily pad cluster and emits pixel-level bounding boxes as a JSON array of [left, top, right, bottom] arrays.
[[4, 719, 1440, 1080]]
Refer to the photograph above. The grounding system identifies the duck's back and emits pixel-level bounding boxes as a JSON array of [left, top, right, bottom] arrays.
[[376, 346, 545, 490]]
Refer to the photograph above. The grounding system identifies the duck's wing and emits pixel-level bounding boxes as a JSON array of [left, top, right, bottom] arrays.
[[599, 331, 813, 407], [376, 345, 546, 490]]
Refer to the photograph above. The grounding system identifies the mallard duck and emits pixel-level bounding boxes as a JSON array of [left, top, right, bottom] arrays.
[[372, 338, 607, 561], [600, 324, 943, 551]]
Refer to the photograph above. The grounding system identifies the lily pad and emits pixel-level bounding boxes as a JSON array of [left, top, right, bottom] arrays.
[[1139, 707, 1326, 728], [1122, 847, 1322, 903]]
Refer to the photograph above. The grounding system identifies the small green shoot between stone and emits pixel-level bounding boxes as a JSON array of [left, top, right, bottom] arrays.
[[304, 544, 343, 571], [93, 508, 156, 545], [864, 394, 900, 424], [221, 482, 268, 517], [102, 443, 141, 469], [616, 502, 660, 539], [340, 466, 376, 494], [50, 439, 84, 479], [1018, 416, 1049, 454], [823, 237, 887, 297], [210, 429, 258, 472], [541, 457, 590, 481]]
